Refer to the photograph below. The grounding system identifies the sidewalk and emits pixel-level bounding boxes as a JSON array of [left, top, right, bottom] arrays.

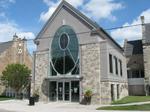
[[111, 101, 150, 106], [0, 100, 150, 112], [0, 100, 99, 112]]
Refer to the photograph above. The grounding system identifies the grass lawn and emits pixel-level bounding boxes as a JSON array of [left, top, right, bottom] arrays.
[[0, 96, 14, 101], [97, 104, 150, 111], [112, 96, 150, 104]]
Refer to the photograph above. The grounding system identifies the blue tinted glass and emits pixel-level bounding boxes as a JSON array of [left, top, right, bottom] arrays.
[[60, 34, 68, 49], [51, 25, 79, 74]]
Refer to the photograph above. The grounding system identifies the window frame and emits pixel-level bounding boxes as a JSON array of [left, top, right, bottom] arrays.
[[109, 54, 113, 73], [119, 60, 123, 76], [50, 25, 80, 76], [114, 56, 118, 75]]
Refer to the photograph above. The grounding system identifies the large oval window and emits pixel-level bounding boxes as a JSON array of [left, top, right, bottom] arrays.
[[51, 25, 79, 74], [59, 33, 69, 50]]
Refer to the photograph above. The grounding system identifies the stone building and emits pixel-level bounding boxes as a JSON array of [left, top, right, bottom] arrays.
[[124, 40, 145, 95], [32, 0, 128, 104], [124, 17, 150, 96], [0, 34, 32, 96], [142, 20, 150, 95]]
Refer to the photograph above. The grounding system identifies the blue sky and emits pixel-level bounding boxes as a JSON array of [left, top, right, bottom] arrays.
[[0, 0, 150, 54]]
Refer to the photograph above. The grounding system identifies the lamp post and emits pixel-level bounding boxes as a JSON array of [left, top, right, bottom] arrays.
[[28, 75, 32, 99], [28, 75, 35, 106]]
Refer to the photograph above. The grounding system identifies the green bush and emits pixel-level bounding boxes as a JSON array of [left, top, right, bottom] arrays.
[[84, 89, 93, 97]]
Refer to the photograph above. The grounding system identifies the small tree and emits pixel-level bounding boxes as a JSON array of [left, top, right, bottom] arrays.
[[1, 63, 31, 97]]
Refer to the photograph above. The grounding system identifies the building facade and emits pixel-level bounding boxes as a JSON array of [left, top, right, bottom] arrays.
[[142, 22, 150, 96], [124, 40, 145, 95], [124, 17, 150, 96], [0, 34, 32, 96], [32, 1, 128, 104]]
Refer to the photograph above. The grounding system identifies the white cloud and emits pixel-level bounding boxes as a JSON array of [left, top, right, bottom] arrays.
[[40, 0, 60, 22], [40, 6, 58, 22], [65, 0, 84, 8], [43, 0, 84, 7], [43, 0, 58, 6], [111, 9, 150, 45], [0, 21, 36, 54], [0, 21, 35, 42], [0, 22, 18, 42], [40, 0, 84, 22], [83, 0, 123, 21], [0, 0, 36, 54], [18, 32, 35, 40], [40, 0, 121, 22]]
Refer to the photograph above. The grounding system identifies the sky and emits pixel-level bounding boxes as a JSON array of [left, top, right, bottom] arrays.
[[0, 0, 150, 54]]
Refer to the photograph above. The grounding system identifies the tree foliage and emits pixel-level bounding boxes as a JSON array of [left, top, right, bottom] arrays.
[[1, 63, 31, 93]]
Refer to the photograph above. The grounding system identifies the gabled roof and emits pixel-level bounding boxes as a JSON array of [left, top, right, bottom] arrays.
[[35, 0, 123, 51], [0, 41, 13, 54], [125, 40, 143, 56]]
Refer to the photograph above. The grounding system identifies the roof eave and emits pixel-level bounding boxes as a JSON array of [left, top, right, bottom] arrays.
[[34, 0, 123, 52], [99, 28, 124, 52]]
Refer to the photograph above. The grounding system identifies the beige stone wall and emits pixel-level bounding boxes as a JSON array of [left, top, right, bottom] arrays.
[[119, 82, 128, 99], [143, 45, 150, 95], [100, 81, 128, 104], [80, 42, 128, 104], [100, 81, 111, 104], [0, 39, 32, 95], [143, 46, 150, 79], [34, 51, 49, 102], [80, 43, 101, 104], [33, 41, 128, 104]]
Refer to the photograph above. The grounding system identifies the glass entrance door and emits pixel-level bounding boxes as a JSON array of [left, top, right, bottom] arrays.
[[71, 81, 80, 102], [49, 81, 57, 101], [64, 82, 70, 101], [57, 82, 70, 101], [58, 82, 63, 101], [49, 81, 80, 102]]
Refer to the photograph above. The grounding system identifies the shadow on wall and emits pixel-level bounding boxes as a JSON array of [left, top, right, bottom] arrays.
[[41, 79, 49, 98]]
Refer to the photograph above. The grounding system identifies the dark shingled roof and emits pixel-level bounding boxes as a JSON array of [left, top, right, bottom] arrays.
[[125, 40, 143, 56], [145, 23, 150, 43], [0, 41, 13, 54]]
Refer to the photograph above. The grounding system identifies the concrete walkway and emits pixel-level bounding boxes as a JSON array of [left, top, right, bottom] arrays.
[[0, 109, 17, 112], [0, 100, 149, 112], [111, 101, 150, 106]]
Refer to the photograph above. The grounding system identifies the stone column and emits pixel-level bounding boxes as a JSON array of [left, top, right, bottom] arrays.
[[34, 51, 49, 102], [141, 16, 150, 95], [80, 43, 101, 104]]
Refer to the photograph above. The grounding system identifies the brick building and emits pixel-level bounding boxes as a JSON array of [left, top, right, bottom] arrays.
[[0, 34, 32, 96]]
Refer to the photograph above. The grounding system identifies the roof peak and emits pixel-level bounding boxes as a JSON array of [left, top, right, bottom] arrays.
[[35, 0, 123, 51]]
